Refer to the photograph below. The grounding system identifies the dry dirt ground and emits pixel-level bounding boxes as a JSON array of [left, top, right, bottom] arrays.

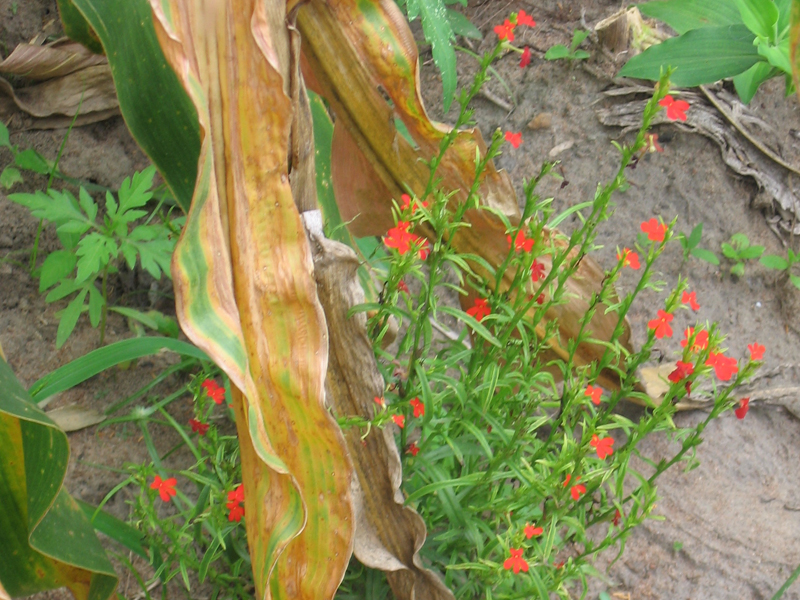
[[1, 1, 799, 599]]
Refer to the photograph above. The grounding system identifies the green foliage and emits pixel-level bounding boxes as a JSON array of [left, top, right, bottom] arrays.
[[760, 247, 800, 290], [677, 223, 720, 265], [721, 232, 765, 277], [9, 167, 181, 348], [0, 121, 52, 190], [544, 30, 591, 61], [0, 355, 117, 599], [621, 0, 792, 103]]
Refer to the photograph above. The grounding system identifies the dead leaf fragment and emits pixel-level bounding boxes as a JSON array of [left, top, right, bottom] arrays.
[[46, 406, 106, 432]]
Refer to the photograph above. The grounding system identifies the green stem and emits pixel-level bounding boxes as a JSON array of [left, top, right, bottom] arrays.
[[99, 264, 109, 345]]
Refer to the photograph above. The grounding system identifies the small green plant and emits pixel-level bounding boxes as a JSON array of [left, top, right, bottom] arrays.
[[620, 0, 793, 104], [10, 2, 18, 16], [721, 233, 765, 277], [9, 166, 181, 347], [677, 223, 719, 266], [760, 247, 800, 289], [0, 122, 51, 190], [544, 29, 591, 61]]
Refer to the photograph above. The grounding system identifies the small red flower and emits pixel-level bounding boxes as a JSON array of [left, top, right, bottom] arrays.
[[226, 483, 245, 522], [374, 396, 386, 409], [524, 523, 543, 538], [503, 548, 529, 574], [644, 133, 663, 153], [407, 442, 420, 456], [150, 475, 177, 502], [553, 560, 565, 569], [504, 131, 523, 148], [641, 218, 667, 242], [189, 418, 209, 436], [392, 414, 405, 429], [494, 19, 515, 41], [747, 343, 765, 361], [659, 95, 690, 122], [410, 397, 425, 418], [590, 434, 614, 459], [648, 309, 673, 339], [516, 10, 536, 27], [681, 291, 700, 311], [706, 352, 738, 381], [400, 193, 429, 214], [681, 327, 709, 352], [536, 293, 545, 305], [384, 221, 413, 254], [507, 229, 535, 253], [530, 260, 546, 282], [415, 237, 431, 260], [563, 474, 586, 501], [617, 248, 640, 270], [466, 298, 491, 322], [734, 397, 750, 420], [585, 384, 603, 406], [397, 280, 409, 294], [202, 379, 226, 404], [612, 509, 622, 526], [520, 47, 532, 68], [668, 360, 694, 384]]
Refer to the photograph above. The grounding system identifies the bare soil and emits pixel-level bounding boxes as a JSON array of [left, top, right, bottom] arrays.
[[2, 1, 799, 599]]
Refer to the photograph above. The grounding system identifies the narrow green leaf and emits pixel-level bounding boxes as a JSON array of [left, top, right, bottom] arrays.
[[691, 247, 720, 265], [39, 250, 77, 292], [734, 0, 779, 40], [68, 0, 200, 211], [79, 187, 98, 222], [418, 0, 457, 111], [759, 38, 793, 74], [56, 0, 104, 53], [687, 222, 704, 247], [45, 279, 81, 303], [56, 289, 88, 348], [109, 307, 180, 338], [619, 25, 760, 87], [734, 60, 775, 102], [29, 337, 208, 401], [87, 285, 103, 327], [0, 121, 9, 147], [446, 8, 482, 39], [639, 0, 744, 34]]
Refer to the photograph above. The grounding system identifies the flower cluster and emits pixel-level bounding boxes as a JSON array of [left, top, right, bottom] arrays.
[[493, 10, 536, 42], [151, 475, 177, 502], [384, 221, 430, 260], [226, 483, 245, 522]]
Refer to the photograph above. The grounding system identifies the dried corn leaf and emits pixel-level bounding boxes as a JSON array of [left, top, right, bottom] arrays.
[[148, 1, 353, 598]]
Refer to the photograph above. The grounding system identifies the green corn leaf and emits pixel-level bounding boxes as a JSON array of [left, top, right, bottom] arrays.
[[0, 356, 117, 599], [39, 250, 77, 292], [63, 0, 200, 211], [76, 499, 148, 559], [418, 0, 457, 111], [734, 61, 775, 102], [639, 0, 744, 34], [56, 0, 104, 53], [619, 24, 761, 86], [759, 38, 793, 74]]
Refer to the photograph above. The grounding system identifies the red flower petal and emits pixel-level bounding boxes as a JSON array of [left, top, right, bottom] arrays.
[[641, 217, 667, 242], [504, 131, 523, 148], [734, 397, 750, 420], [520, 46, 532, 68], [392, 414, 405, 429], [681, 290, 700, 311], [747, 343, 765, 361], [524, 523, 544, 538]]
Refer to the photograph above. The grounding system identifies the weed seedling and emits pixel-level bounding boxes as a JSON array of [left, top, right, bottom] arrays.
[[677, 223, 719, 267], [544, 29, 591, 61], [721, 233, 764, 277], [760, 247, 800, 290]]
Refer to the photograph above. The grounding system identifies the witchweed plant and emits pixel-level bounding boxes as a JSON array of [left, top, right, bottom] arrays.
[[351, 56, 762, 598]]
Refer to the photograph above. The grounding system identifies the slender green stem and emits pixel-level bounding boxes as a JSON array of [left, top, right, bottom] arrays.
[[99, 264, 109, 345]]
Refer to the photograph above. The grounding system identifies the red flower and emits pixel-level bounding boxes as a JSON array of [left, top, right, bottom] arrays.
[[648, 309, 673, 339], [397, 280, 409, 294], [189, 418, 209, 436], [415, 237, 431, 260], [392, 414, 405, 429], [563, 474, 586, 501], [226, 483, 245, 522], [520, 47, 532, 68], [400, 193, 429, 214], [507, 229, 535, 253], [494, 19, 515, 41], [516, 10, 536, 27], [734, 397, 750, 420], [585, 384, 603, 406], [536, 293, 545, 305], [503, 548, 529, 574], [680, 327, 709, 352], [407, 442, 420, 456], [410, 397, 425, 418], [504, 131, 523, 148], [530, 260, 546, 282], [613, 509, 622, 527], [617, 248, 640, 270], [645, 133, 663, 153], [747, 343, 765, 361], [706, 352, 738, 381], [681, 291, 700, 311], [590, 434, 614, 459], [374, 396, 386, 409], [524, 523, 544, 538], [384, 221, 429, 259], [202, 379, 225, 404], [668, 360, 694, 384], [659, 95, 690, 122], [641, 218, 667, 242], [466, 298, 491, 322], [150, 475, 177, 502]]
